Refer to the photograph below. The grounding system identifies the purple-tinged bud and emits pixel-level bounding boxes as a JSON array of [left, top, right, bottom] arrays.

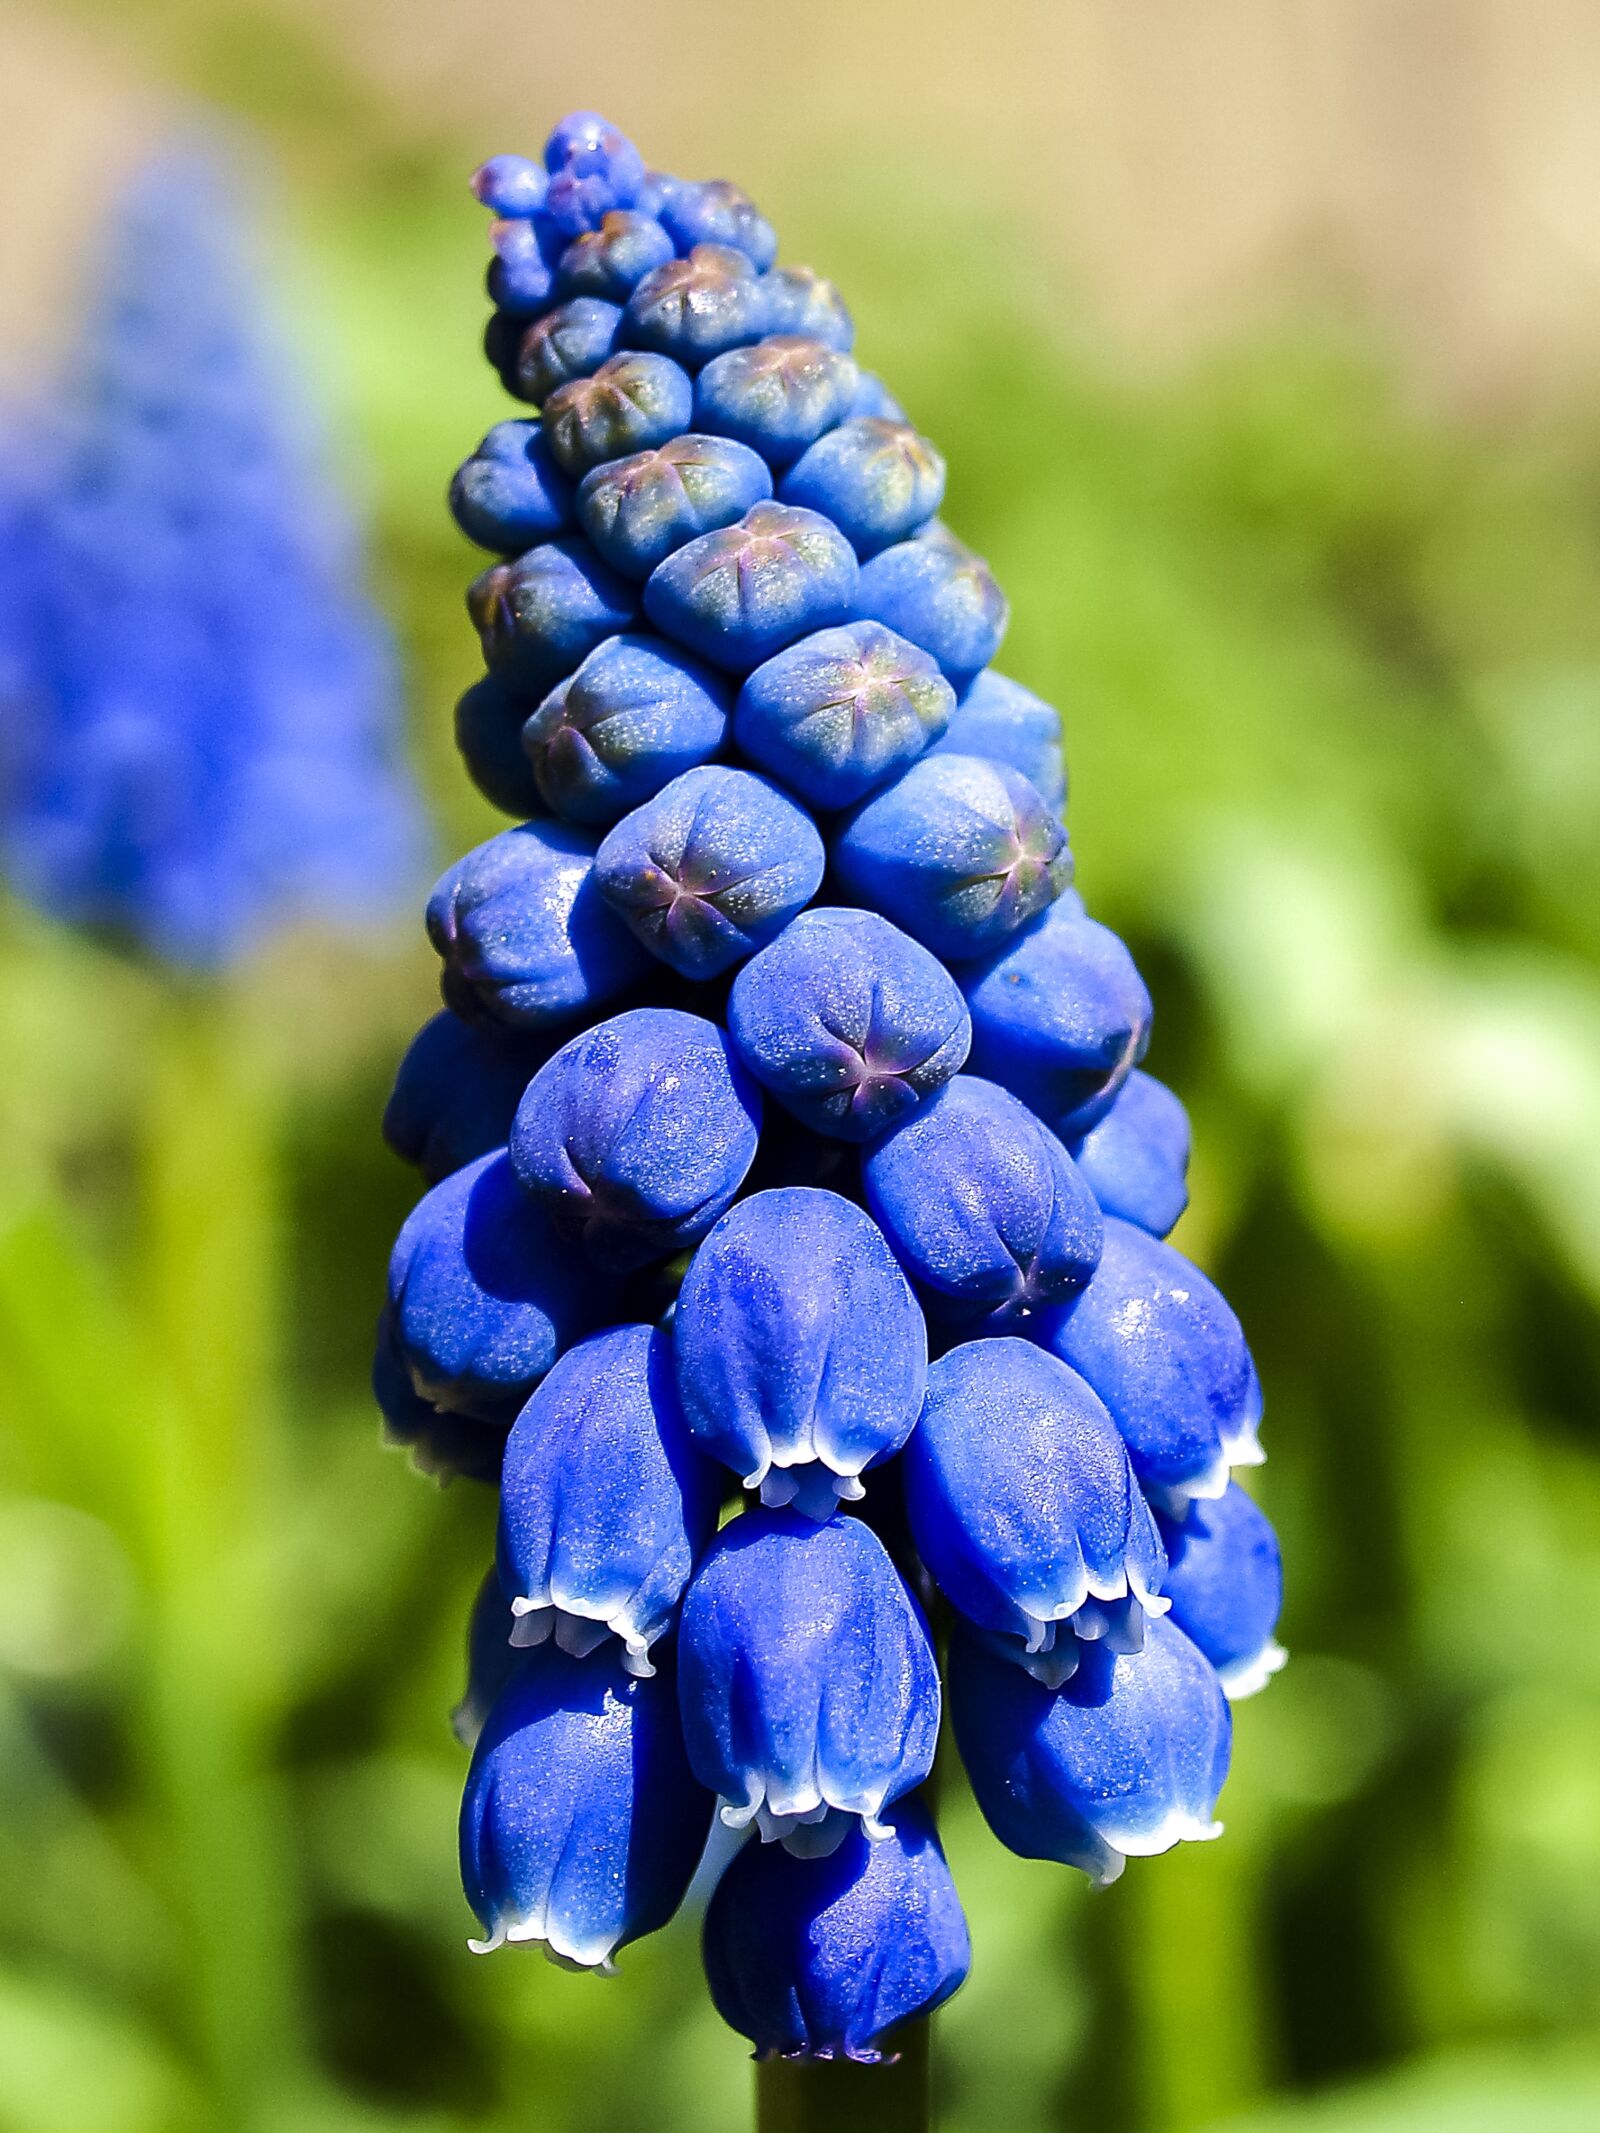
[[855, 522, 1008, 682], [659, 178, 777, 271], [673, 1187, 926, 1516], [1065, 1068, 1191, 1238], [450, 420, 574, 554], [454, 674, 545, 818], [373, 1309, 509, 1485], [850, 372, 908, 422], [679, 1507, 940, 1851], [522, 632, 729, 826], [693, 337, 861, 470], [467, 536, 637, 695], [473, 154, 549, 217], [734, 621, 954, 811], [384, 1010, 554, 1184], [761, 266, 854, 352], [507, 297, 623, 403], [780, 419, 946, 557], [621, 244, 769, 371], [577, 433, 773, 582], [555, 211, 676, 302], [930, 668, 1065, 809], [486, 216, 560, 317], [643, 502, 859, 675], [540, 352, 694, 478]]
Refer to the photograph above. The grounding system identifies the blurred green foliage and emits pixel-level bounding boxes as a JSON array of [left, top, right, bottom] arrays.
[[3, 63, 1600, 2133]]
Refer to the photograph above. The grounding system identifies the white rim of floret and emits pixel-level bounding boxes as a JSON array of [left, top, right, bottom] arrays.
[[1221, 1413, 1266, 1470], [719, 1774, 894, 1856], [508, 1591, 659, 1677], [1015, 1560, 1171, 1657], [1217, 1639, 1288, 1702], [1095, 1803, 1225, 1868], [1144, 1445, 1234, 1518], [749, 1452, 867, 1522], [467, 1902, 622, 1974]]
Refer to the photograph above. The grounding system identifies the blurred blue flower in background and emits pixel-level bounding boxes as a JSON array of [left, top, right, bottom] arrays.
[[0, 147, 422, 967]]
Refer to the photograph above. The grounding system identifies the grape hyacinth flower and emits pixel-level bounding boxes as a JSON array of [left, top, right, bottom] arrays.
[[0, 151, 419, 965], [376, 110, 1284, 2087]]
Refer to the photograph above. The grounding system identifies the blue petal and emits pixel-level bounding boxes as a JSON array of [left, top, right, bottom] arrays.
[[853, 522, 1007, 682], [950, 1616, 1231, 1883], [703, 1797, 969, 2061], [863, 1074, 1102, 1327], [674, 1187, 927, 1512], [929, 668, 1065, 809], [383, 1010, 553, 1184], [372, 1308, 509, 1484], [678, 1508, 940, 1850], [906, 1336, 1165, 1683], [1157, 1483, 1285, 1699], [454, 674, 545, 818], [498, 1322, 722, 1673], [761, 267, 854, 352], [1066, 1068, 1191, 1237], [453, 1569, 524, 1747]]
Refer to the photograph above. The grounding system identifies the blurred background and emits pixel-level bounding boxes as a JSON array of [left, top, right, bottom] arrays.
[[2, 3, 1599, 2131]]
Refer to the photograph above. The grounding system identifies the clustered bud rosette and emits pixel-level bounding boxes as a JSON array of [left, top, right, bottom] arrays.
[[380, 111, 1286, 2065]]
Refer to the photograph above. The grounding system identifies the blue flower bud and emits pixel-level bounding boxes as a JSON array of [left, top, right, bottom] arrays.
[[727, 906, 969, 1141], [621, 244, 769, 370], [454, 1569, 523, 1746], [593, 765, 825, 979], [473, 155, 549, 218], [862, 1076, 1102, 1329], [455, 674, 544, 817], [678, 1508, 939, 1850], [498, 1323, 721, 1673], [507, 296, 625, 402], [760, 266, 854, 352], [373, 1309, 509, 1484], [961, 899, 1151, 1131], [659, 178, 778, 270], [906, 1338, 1164, 1684], [693, 337, 861, 469], [486, 217, 560, 317], [544, 111, 642, 180], [540, 351, 695, 478], [427, 820, 650, 1030], [384, 1010, 553, 1184], [450, 420, 574, 552], [779, 420, 946, 557], [521, 632, 730, 825], [576, 432, 773, 582], [643, 502, 859, 675], [855, 523, 1008, 682], [1039, 1217, 1264, 1510], [929, 668, 1065, 809], [673, 1187, 926, 1515], [460, 1642, 711, 1967], [541, 120, 648, 237], [467, 536, 637, 695], [555, 211, 676, 302], [1156, 1484, 1285, 1699], [1066, 1068, 1190, 1238], [833, 753, 1070, 962], [950, 1615, 1230, 1883], [508, 1007, 761, 1271], [850, 372, 908, 422], [703, 1798, 969, 2061], [386, 1151, 597, 1422], [733, 621, 955, 810]]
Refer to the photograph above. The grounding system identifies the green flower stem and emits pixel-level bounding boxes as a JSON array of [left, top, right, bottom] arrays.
[[138, 984, 308, 2122], [756, 2018, 931, 2133]]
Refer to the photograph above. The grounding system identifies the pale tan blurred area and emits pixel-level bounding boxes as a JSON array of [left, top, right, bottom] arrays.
[[9, 0, 1600, 402]]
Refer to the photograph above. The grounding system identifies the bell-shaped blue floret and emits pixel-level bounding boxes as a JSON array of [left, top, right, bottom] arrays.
[[906, 1338, 1165, 1684], [427, 821, 649, 1030], [678, 1508, 940, 1851], [862, 1076, 1102, 1328], [1156, 1483, 1285, 1699], [833, 753, 1071, 963], [460, 1642, 711, 1968], [541, 351, 694, 478], [1039, 1216, 1264, 1510], [383, 1010, 552, 1184], [577, 432, 773, 582], [455, 674, 544, 818], [692, 337, 860, 469], [450, 420, 574, 553], [855, 522, 1008, 682], [454, 1569, 524, 1747], [1066, 1068, 1190, 1238], [593, 765, 825, 980], [658, 179, 777, 271], [373, 1309, 510, 1484], [961, 898, 1152, 1132], [509, 1007, 760, 1271], [643, 501, 859, 675], [467, 536, 637, 695], [506, 297, 624, 402], [621, 244, 769, 370], [521, 633, 730, 826], [498, 1323, 721, 1674], [673, 1187, 926, 1516], [703, 1797, 969, 2061], [555, 211, 676, 302], [929, 669, 1065, 809], [950, 1616, 1231, 1884], [761, 266, 854, 352], [733, 621, 955, 811], [727, 906, 969, 1142], [385, 1150, 598, 1421], [779, 419, 946, 557]]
